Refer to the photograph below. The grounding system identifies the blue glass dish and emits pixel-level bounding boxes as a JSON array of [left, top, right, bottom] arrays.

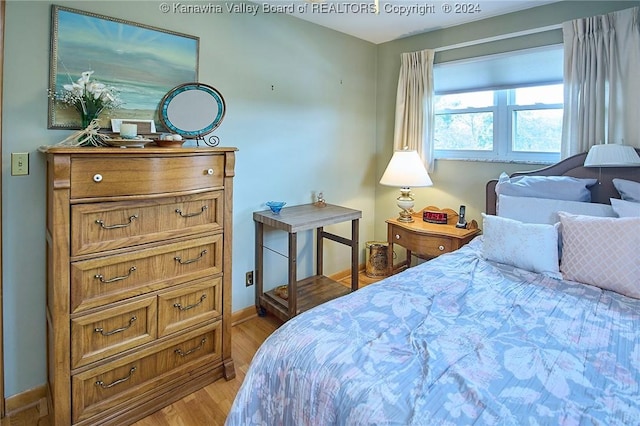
[[266, 201, 286, 215]]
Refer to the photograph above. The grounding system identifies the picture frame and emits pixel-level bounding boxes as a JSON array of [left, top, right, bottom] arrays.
[[48, 5, 199, 130]]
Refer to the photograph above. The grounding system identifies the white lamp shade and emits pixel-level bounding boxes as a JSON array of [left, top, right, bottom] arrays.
[[584, 144, 640, 167], [380, 150, 433, 187]]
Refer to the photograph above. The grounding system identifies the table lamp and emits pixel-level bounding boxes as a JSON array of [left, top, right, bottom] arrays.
[[584, 142, 640, 167], [380, 149, 433, 222]]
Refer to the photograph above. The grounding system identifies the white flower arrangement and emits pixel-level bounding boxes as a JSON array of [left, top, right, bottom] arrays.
[[49, 71, 121, 127]]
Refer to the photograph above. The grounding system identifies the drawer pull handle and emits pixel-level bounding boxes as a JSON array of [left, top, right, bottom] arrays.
[[395, 234, 401, 240], [93, 174, 103, 183], [175, 205, 208, 218], [96, 214, 138, 229], [438, 245, 445, 251], [95, 366, 136, 389], [174, 294, 207, 311], [95, 316, 137, 336], [206, 168, 214, 175], [95, 266, 137, 284], [174, 249, 208, 265], [175, 338, 207, 357]]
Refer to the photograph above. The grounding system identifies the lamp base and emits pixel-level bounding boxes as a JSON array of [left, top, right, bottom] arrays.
[[397, 210, 414, 223], [396, 187, 415, 223]]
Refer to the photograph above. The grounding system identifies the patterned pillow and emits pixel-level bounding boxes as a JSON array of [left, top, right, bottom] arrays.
[[482, 213, 560, 278], [558, 212, 640, 299]]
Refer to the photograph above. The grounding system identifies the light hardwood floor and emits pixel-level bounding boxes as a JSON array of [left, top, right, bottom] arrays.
[[2, 270, 382, 426]]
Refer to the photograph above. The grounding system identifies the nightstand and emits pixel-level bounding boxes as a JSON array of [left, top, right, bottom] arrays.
[[386, 206, 480, 274]]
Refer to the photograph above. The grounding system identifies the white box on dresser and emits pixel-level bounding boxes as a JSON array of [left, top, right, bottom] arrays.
[[41, 146, 237, 425]]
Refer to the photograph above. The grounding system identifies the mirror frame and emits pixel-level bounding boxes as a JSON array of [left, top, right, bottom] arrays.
[[159, 82, 226, 138]]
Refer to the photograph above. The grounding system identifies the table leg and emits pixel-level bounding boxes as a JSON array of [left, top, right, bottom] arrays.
[[316, 227, 324, 276], [255, 221, 265, 316], [288, 232, 298, 318], [351, 219, 359, 291], [387, 223, 394, 276]]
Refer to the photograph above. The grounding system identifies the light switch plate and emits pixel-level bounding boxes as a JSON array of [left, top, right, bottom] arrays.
[[11, 152, 29, 176]]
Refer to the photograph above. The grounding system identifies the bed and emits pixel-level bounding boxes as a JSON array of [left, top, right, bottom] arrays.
[[226, 151, 640, 425]]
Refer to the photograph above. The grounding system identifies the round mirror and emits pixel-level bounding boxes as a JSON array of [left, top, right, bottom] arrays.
[[159, 82, 226, 139]]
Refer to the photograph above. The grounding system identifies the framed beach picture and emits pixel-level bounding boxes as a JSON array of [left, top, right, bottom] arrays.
[[48, 5, 199, 129]]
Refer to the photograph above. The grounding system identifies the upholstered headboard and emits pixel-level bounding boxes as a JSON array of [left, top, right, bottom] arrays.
[[486, 149, 640, 215]]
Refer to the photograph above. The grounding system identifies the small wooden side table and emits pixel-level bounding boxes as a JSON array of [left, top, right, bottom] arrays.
[[386, 206, 480, 274], [254, 203, 361, 322]]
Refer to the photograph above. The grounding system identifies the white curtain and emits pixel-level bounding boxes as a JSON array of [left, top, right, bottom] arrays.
[[392, 49, 436, 171], [561, 7, 640, 158]]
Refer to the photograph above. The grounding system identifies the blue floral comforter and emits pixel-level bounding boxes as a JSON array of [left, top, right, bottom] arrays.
[[226, 238, 640, 425]]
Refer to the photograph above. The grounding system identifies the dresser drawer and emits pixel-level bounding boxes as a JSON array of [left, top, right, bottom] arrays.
[[71, 298, 157, 369], [390, 225, 453, 257], [71, 191, 224, 256], [72, 322, 222, 423], [71, 234, 223, 313], [158, 277, 222, 337], [70, 154, 225, 199]]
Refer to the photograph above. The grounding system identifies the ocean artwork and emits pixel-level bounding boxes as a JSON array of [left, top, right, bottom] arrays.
[[49, 5, 199, 129]]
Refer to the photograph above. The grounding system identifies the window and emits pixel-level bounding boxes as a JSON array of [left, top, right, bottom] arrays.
[[432, 45, 563, 163], [434, 84, 563, 163]]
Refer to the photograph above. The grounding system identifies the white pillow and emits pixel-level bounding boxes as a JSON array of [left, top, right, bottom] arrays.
[[610, 198, 640, 218], [495, 173, 597, 203], [498, 194, 615, 224], [558, 212, 640, 299], [482, 213, 561, 278], [613, 178, 640, 202]]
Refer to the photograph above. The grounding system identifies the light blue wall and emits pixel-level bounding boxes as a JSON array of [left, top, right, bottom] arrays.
[[2, 1, 376, 397]]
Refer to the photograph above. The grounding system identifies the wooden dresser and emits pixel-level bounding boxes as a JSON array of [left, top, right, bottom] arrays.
[[41, 146, 237, 425]]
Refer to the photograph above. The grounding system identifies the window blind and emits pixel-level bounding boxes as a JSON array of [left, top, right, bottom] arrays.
[[434, 44, 563, 94]]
